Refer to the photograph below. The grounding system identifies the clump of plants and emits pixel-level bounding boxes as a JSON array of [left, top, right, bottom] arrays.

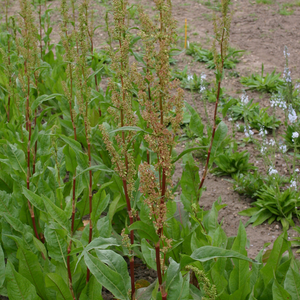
[[0, 0, 299, 300]]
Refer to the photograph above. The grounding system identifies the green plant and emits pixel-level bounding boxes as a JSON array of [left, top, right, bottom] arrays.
[[211, 146, 257, 176], [186, 42, 244, 69], [232, 171, 265, 197], [172, 66, 208, 92], [240, 184, 300, 230], [240, 64, 285, 93]]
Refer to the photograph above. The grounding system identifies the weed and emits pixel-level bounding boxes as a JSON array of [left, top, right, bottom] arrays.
[[240, 64, 285, 93]]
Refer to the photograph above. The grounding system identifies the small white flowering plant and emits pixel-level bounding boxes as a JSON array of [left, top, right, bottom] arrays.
[[171, 66, 209, 93], [283, 124, 300, 149]]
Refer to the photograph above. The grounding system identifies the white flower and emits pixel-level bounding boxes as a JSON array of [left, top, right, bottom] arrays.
[[295, 83, 300, 90], [288, 106, 297, 123], [279, 145, 287, 153], [199, 86, 205, 93], [244, 126, 253, 137], [228, 117, 233, 121], [259, 128, 268, 136], [241, 93, 249, 104], [268, 167, 278, 175], [295, 168, 299, 172], [292, 132, 299, 142], [261, 146, 267, 154], [270, 93, 287, 109], [290, 180, 297, 189], [284, 67, 292, 83], [187, 75, 193, 81], [269, 139, 275, 146], [283, 47, 290, 57], [201, 73, 206, 80]]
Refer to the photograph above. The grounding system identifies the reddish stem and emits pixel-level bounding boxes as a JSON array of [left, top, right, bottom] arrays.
[[198, 27, 226, 194]]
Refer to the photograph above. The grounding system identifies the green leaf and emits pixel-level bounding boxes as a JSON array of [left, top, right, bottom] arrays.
[[63, 144, 77, 174], [171, 147, 207, 164], [6, 260, 40, 300], [44, 224, 68, 265], [141, 239, 157, 271], [22, 187, 46, 212], [191, 246, 258, 264], [59, 135, 84, 154], [272, 279, 291, 300], [211, 121, 228, 160], [31, 94, 63, 112], [74, 164, 114, 179], [284, 267, 300, 300], [6, 143, 26, 174], [17, 246, 49, 300], [229, 221, 250, 296], [79, 275, 103, 300], [166, 258, 180, 291], [260, 232, 288, 286], [167, 272, 189, 300], [95, 249, 130, 290], [45, 273, 74, 300], [185, 102, 203, 137], [129, 221, 159, 243], [83, 251, 130, 300], [0, 244, 5, 287], [42, 196, 69, 231]]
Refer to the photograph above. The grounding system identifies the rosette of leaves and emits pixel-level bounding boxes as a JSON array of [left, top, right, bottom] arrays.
[[240, 64, 285, 93], [211, 148, 257, 176], [229, 98, 260, 121], [240, 184, 300, 230], [248, 107, 281, 130], [232, 171, 265, 198], [186, 42, 244, 69], [171, 66, 209, 92]]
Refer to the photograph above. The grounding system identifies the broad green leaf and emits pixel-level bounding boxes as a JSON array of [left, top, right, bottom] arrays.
[[109, 126, 147, 134], [59, 135, 84, 154], [260, 232, 288, 286], [44, 224, 68, 265], [79, 275, 103, 300], [6, 143, 26, 174], [284, 267, 300, 300], [129, 221, 159, 243], [17, 246, 49, 300], [166, 258, 180, 291], [83, 251, 130, 300], [229, 221, 250, 296], [185, 102, 204, 137], [74, 164, 114, 179], [63, 144, 77, 174], [272, 279, 291, 300], [42, 196, 69, 231], [31, 93, 63, 112], [135, 280, 158, 300], [95, 249, 130, 291], [108, 194, 123, 222], [141, 239, 157, 271], [171, 146, 207, 164], [22, 187, 46, 212], [167, 272, 189, 300], [6, 260, 40, 300], [191, 246, 258, 264], [45, 273, 74, 300], [210, 121, 228, 160], [73, 237, 119, 272]]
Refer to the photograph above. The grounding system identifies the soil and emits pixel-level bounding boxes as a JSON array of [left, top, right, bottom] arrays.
[[2, 0, 300, 298]]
